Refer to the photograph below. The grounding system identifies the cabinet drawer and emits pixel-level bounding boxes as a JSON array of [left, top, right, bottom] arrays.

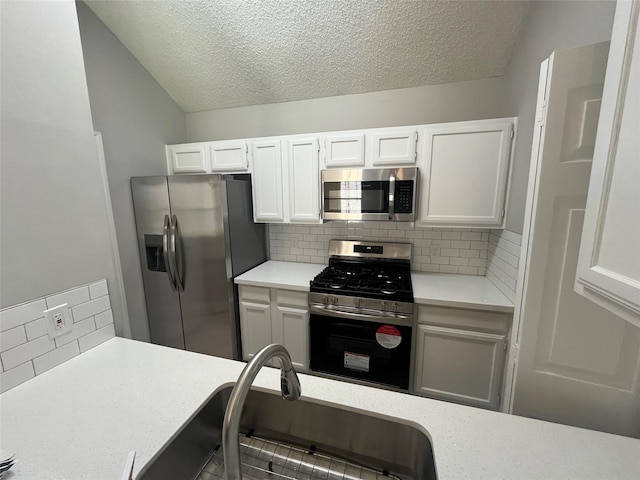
[[275, 289, 308, 309], [418, 305, 509, 335], [239, 285, 270, 304]]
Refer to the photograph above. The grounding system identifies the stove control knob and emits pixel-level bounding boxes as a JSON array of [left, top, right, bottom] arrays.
[[380, 301, 387, 311], [391, 302, 399, 313], [321, 295, 328, 305], [355, 298, 363, 308], [330, 296, 338, 305]]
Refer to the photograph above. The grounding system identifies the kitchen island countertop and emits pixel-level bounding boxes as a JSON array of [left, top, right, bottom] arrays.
[[235, 260, 514, 312], [1, 337, 638, 480]]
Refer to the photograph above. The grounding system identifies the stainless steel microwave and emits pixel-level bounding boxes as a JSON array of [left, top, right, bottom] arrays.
[[321, 167, 418, 221]]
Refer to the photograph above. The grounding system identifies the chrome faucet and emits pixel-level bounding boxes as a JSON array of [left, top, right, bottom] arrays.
[[222, 344, 302, 480]]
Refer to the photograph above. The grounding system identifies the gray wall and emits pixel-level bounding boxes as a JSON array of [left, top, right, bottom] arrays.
[[186, 77, 512, 141], [0, 0, 126, 334], [76, 2, 187, 342], [503, 0, 616, 234]]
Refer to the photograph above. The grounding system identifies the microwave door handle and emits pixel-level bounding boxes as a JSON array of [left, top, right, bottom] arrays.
[[388, 173, 395, 220]]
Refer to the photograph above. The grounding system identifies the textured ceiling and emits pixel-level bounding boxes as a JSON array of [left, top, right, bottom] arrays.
[[85, 1, 531, 113]]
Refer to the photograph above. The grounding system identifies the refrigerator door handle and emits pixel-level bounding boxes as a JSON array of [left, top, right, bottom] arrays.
[[170, 214, 184, 292], [163, 214, 178, 292]]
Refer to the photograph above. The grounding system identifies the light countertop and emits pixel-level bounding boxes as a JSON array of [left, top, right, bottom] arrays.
[[235, 261, 513, 312], [235, 261, 325, 291], [1, 337, 638, 479], [411, 272, 513, 312]]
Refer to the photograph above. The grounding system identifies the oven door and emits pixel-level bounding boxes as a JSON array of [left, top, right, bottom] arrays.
[[321, 167, 417, 221], [309, 309, 412, 390]]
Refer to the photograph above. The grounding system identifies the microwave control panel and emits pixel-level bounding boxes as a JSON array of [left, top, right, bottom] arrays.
[[394, 181, 414, 213]]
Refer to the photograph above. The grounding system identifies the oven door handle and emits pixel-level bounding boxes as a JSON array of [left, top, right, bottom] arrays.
[[310, 303, 412, 327]]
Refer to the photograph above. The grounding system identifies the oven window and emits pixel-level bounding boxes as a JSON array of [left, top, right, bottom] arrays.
[[323, 181, 389, 213], [309, 314, 411, 390]]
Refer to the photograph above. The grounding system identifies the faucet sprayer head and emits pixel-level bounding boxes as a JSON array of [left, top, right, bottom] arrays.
[[281, 367, 302, 401]]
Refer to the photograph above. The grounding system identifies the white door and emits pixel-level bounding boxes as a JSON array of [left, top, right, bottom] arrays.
[[513, 42, 640, 437], [418, 119, 513, 227], [251, 139, 284, 222], [324, 133, 365, 167], [576, 2, 640, 326], [414, 324, 506, 410], [273, 305, 309, 371], [287, 137, 320, 223], [370, 128, 417, 166], [209, 140, 248, 172]]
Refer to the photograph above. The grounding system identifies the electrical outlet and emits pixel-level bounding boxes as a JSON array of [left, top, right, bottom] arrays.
[[430, 245, 441, 257], [44, 303, 73, 339]]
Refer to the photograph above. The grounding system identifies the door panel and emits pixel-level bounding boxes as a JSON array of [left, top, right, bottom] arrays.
[[240, 301, 272, 361], [514, 42, 640, 437], [168, 175, 235, 358], [131, 177, 184, 350], [414, 324, 505, 410]]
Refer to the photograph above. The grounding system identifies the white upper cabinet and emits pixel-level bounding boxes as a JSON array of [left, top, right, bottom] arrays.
[[287, 137, 320, 223], [324, 132, 365, 167], [208, 140, 248, 172], [251, 139, 284, 222], [576, 2, 640, 327], [370, 128, 418, 166], [166, 143, 209, 173], [417, 118, 514, 228]]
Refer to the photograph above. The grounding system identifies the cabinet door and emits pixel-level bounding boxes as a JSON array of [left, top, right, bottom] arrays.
[[239, 287, 272, 361], [370, 128, 417, 166], [209, 141, 248, 172], [576, 2, 640, 327], [287, 137, 320, 223], [166, 143, 208, 173], [414, 324, 506, 410], [251, 139, 284, 222], [418, 119, 513, 227], [273, 290, 309, 370], [325, 133, 365, 167]]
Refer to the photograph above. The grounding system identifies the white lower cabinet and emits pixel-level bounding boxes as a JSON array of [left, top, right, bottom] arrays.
[[413, 305, 509, 410], [239, 286, 309, 370]]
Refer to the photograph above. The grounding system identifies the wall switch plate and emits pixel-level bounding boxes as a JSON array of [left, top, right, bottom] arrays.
[[44, 303, 73, 339], [430, 245, 441, 257]]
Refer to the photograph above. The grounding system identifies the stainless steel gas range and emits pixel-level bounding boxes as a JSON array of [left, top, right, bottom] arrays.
[[309, 240, 414, 390]]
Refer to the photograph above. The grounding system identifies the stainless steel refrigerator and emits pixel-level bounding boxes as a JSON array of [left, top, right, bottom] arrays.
[[131, 174, 267, 359]]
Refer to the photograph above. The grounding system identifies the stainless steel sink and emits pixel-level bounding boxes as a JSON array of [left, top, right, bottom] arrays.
[[138, 385, 437, 480]]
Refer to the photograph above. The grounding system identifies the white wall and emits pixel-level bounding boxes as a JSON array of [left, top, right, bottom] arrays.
[[186, 77, 512, 141], [504, 0, 616, 234], [76, 2, 187, 342], [0, 1, 126, 335]]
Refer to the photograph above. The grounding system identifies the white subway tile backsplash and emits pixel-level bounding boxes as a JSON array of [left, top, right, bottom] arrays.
[[440, 265, 459, 274], [269, 222, 496, 275], [33, 340, 80, 375], [0, 326, 28, 351], [54, 317, 97, 348], [94, 310, 114, 329], [461, 232, 482, 241], [25, 318, 48, 341], [72, 296, 111, 322], [1, 335, 55, 371], [0, 362, 35, 393], [0, 279, 114, 393], [459, 266, 479, 275], [486, 230, 522, 302], [79, 325, 116, 353], [46, 286, 90, 309], [0, 299, 47, 332], [89, 280, 109, 299]]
